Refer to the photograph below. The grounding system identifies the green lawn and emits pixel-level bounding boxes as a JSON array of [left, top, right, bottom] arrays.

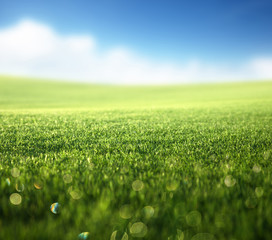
[[0, 76, 272, 240]]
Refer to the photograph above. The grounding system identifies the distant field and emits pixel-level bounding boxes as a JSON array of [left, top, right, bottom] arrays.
[[0, 76, 272, 240]]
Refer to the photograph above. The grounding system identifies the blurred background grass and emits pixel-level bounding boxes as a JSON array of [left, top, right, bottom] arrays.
[[1, 76, 271, 109]]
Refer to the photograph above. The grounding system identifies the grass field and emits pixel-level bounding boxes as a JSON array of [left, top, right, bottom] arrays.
[[0, 76, 272, 240]]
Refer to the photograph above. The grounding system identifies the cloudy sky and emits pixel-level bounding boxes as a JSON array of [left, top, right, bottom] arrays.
[[0, 0, 272, 84]]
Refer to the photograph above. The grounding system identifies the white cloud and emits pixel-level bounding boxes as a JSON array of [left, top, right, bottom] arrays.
[[0, 19, 271, 84], [248, 58, 272, 79]]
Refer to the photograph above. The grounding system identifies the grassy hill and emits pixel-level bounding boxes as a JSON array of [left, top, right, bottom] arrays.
[[0, 76, 272, 240]]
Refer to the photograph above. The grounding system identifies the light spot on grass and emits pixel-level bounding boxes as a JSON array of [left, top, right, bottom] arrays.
[[69, 189, 82, 200], [50, 202, 60, 214], [15, 182, 24, 192], [191, 233, 214, 240], [104, 174, 109, 180], [255, 187, 264, 197], [6, 178, 11, 186], [10, 193, 22, 205], [132, 180, 144, 191], [264, 151, 270, 160], [11, 168, 20, 178], [166, 180, 179, 191], [119, 204, 133, 219], [225, 164, 230, 169], [224, 175, 236, 187], [63, 174, 73, 184], [176, 229, 184, 240], [88, 162, 94, 170], [245, 197, 258, 208], [34, 180, 43, 190], [121, 232, 128, 240], [121, 166, 130, 174], [110, 230, 117, 240], [186, 211, 202, 227], [130, 222, 147, 237], [142, 206, 154, 218], [78, 232, 90, 240], [252, 165, 261, 173]]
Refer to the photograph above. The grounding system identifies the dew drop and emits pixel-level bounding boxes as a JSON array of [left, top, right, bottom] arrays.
[[166, 180, 179, 191], [176, 229, 184, 240], [6, 178, 11, 186], [132, 180, 144, 191], [34, 181, 43, 190], [186, 211, 201, 227], [110, 230, 117, 240], [11, 168, 20, 178], [264, 151, 270, 160], [63, 174, 73, 184], [121, 232, 128, 240], [70, 189, 82, 200], [15, 182, 25, 192], [142, 206, 154, 218], [245, 197, 258, 208], [224, 175, 236, 187], [78, 232, 90, 240], [121, 166, 129, 174], [119, 204, 133, 219], [10, 193, 22, 205], [252, 165, 261, 173], [130, 222, 148, 237], [50, 202, 60, 214]]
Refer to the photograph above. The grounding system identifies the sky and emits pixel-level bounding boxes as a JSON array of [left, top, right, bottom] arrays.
[[0, 0, 272, 84]]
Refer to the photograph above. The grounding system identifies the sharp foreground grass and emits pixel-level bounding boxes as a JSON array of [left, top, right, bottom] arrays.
[[0, 76, 272, 240]]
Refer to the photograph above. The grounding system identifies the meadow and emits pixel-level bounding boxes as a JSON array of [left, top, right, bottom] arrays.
[[0, 76, 272, 240]]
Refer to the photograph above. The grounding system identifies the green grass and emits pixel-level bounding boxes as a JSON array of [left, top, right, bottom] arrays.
[[0, 76, 272, 240]]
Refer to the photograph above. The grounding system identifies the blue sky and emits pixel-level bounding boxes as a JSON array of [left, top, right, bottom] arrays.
[[0, 0, 272, 84]]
